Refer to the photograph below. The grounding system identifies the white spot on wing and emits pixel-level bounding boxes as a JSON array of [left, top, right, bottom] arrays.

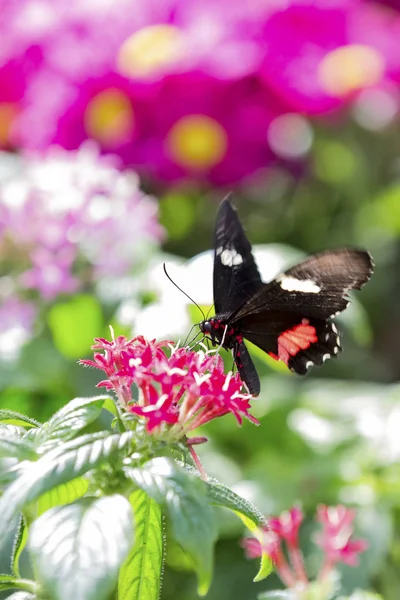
[[331, 324, 338, 334], [220, 248, 243, 267], [305, 361, 314, 369], [322, 353, 330, 362], [216, 246, 223, 256], [334, 347, 339, 354], [277, 276, 321, 293]]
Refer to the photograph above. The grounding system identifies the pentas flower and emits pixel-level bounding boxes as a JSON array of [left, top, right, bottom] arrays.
[[80, 334, 257, 443], [242, 504, 367, 595], [0, 143, 163, 302], [315, 505, 369, 568]]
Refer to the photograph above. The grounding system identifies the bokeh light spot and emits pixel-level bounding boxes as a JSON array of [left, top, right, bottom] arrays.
[[353, 88, 398, 131], [166, 115, 228, 169], [313, 140, 358, 183], [319, 44, 384, 97], [267, 113, 313, 159], [84, 89, 134, 145], [0, 103, 19, 146], [117, 25, 184, 78]]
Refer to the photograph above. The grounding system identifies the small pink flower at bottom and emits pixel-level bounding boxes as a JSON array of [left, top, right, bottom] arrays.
[[315, 504, 368, 567], [269, 506, 304, 546], [242, 504, 367, 592]]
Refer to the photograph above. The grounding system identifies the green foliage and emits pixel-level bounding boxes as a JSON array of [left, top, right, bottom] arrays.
[[127, 458, 217, 595], [0, 396, 270, 600], [118, 490, 163, 600], [29, 495, 134, 600]]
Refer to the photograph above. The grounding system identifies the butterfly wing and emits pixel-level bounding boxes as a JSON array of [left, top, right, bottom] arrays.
[[231, 249, 373, 374], [233, 341, 260, 396], [213, 195, 263, 317]]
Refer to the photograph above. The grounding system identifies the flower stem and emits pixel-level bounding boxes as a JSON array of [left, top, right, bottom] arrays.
[[188, 445, 208, 481], [288, 541, 309, 585], [274, 546, 297, 588]]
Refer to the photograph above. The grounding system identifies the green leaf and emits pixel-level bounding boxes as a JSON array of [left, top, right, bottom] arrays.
[[0, 410, 40, 429], [34, 396, 107, 451], [48, 294, 103, 359], [0, 431, 134, 553], [29, 495, 134, 600], [126, 457, 217, 596], [0, 438, 37, 461], [118, 490, 163, 600], [200, 472, 273, 581], [11, 517, 28, 577], [205, 477, 265, 529], [0, 575, 36, 593], [36, 477, 89, 517]]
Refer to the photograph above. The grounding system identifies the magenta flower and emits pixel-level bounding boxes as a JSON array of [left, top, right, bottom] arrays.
[[80, 334, 258, 442], [242, 504, 367, 592]]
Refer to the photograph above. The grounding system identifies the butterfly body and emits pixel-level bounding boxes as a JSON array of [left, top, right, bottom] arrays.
[[201, 196, 374, 396]]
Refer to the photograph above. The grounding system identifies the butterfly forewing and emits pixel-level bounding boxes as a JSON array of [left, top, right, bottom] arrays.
[[213, 196, 263, 316], [230, 249, 374, 323]]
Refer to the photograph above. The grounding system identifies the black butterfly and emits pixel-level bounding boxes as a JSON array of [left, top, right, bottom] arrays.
[[199, 195, 374, 396]]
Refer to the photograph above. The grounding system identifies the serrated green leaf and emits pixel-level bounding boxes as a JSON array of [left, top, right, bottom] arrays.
[[0, 438, 37, 461], [36, 477, 89, 517], [253, 550, 274, 583], [126, 457, 216, 596], [34, 396, 107, 452], [204, 478, 265, 530], [0, 575, 36, 592], [194, 471, 273, 581], [118, 490, 163, 600], [29, 495, 134, 600], [11, 516, 28, 577], [0, 411, 40, 429], [0, 431, 134, 553]]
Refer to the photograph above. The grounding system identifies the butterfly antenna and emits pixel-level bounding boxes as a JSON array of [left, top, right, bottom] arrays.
[[163, 263, 206, 321]]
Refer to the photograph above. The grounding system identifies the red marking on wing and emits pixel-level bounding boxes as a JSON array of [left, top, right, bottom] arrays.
[[277, 324, 318, 365]]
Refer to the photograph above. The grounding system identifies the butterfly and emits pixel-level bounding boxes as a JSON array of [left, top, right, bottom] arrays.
[[199, 195, 374, 396]]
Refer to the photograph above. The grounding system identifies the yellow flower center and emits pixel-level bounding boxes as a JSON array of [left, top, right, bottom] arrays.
[[117, 25, 184, 78], [0, 103, 18, 146], [84, 89, 134, 145], [318, 44, 384, 96], [165, 115, 228, 170]]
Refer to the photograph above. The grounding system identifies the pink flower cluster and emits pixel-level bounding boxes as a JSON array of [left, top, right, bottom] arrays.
[[81, 335, 257, 441], [1, 0, 400, 184], [0, 144, 163, 302], [242, 505, 367, 591]]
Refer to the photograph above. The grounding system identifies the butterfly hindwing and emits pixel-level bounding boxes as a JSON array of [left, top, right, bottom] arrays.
[[233, 341, 260, 396], [213, 195, 263, 316], [239, 314, 342, 374]]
